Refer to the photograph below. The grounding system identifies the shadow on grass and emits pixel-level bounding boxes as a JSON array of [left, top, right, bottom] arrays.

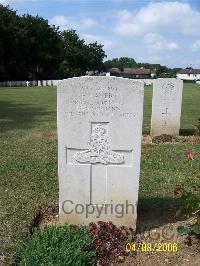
[[138, 196, 181, 209], [136, 208, 183, 239], [137, 197, 184, 236], [0, 101, 52, 133], [180, 128, 197, 136]]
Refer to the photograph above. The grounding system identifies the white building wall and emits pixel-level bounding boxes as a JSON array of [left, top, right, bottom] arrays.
[[177, 73, 200, 80]]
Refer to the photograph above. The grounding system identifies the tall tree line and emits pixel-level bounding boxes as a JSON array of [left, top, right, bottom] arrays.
[[0, 5, 106, 81]]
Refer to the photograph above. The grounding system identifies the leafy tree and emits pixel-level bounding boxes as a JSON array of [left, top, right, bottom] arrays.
[[87, 42, 106, 73], [58, 30, 106, 78], [104, 57, 137, 70], [0, 5, 62, 80], [58, 30, 87, 77], [16, 14, 62, 80], [0, 4, 20, 80]]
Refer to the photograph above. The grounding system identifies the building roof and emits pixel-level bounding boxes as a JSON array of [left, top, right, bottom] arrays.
[[178, 68, 200, 74], [110, 67, 151, 75]]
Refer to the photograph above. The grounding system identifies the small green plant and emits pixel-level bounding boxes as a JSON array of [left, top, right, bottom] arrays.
[[152, 136, 162, 144], [174, 186, 200, 238], [15, 224, 97, 266]]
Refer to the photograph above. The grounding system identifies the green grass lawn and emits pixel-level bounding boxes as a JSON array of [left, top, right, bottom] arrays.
[[0, 83, 200, 264]]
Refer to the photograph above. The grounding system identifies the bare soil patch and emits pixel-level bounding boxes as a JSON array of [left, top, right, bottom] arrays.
[[119, 208, 200, 266]]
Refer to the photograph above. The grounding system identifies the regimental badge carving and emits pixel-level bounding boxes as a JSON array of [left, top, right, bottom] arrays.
[[162, 82, 175, 94], [74, 124, 125, 165]]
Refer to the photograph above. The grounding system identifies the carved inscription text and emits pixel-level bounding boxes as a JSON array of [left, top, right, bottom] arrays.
[[65, 85, 135, 118]]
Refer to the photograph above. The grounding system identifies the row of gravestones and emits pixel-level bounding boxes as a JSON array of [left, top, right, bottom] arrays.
[[0, 79, 164, 87], [57, 76, 183, 230], [0, 80, 61, 87]]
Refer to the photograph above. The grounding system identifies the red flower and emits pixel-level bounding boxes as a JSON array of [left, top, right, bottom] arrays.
[[187, 150, 194, 160]]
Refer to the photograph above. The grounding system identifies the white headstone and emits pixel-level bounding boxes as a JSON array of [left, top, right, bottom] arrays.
[[26, 81, 30, 87], [52, 80, 57, 86], [151, 78, 183, 136], [42, 80, 47, 86], [52, 80, 61, 86], [46, 80, 52, 86], [57, 76, 144, 228], [52, 80, 56, 86], [38, 80, 42, 87], [12, 81, 16, 86], [32, 80, 37, 86]]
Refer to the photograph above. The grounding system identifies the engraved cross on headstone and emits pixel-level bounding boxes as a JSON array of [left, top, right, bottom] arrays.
[[161, 108, 170, 131], [66, 123, 133, 205], [162, 107, 169, 116]]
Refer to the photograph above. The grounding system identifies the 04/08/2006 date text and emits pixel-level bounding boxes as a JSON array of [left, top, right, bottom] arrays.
[[126, 243, 178, 252]]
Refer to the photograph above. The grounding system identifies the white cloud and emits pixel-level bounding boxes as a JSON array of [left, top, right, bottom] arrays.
[[0, 0, 13, 4], [117, 9, 132, 22], [81, 33, 115, 50], [0, 0, 38, 5], [191, 40, 200, 51], [81, 18, 98, 28], [50, 15, 98, 31], [115, 2, 200, 36], [50, 16, 76, 31], [144, 33, 180, 52]]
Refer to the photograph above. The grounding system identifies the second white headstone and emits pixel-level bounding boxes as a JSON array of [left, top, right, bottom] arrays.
[[151, 78, 183, 136]]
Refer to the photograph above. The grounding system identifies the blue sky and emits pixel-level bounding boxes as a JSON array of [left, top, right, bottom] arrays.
[[1, 0, 200, 68]]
